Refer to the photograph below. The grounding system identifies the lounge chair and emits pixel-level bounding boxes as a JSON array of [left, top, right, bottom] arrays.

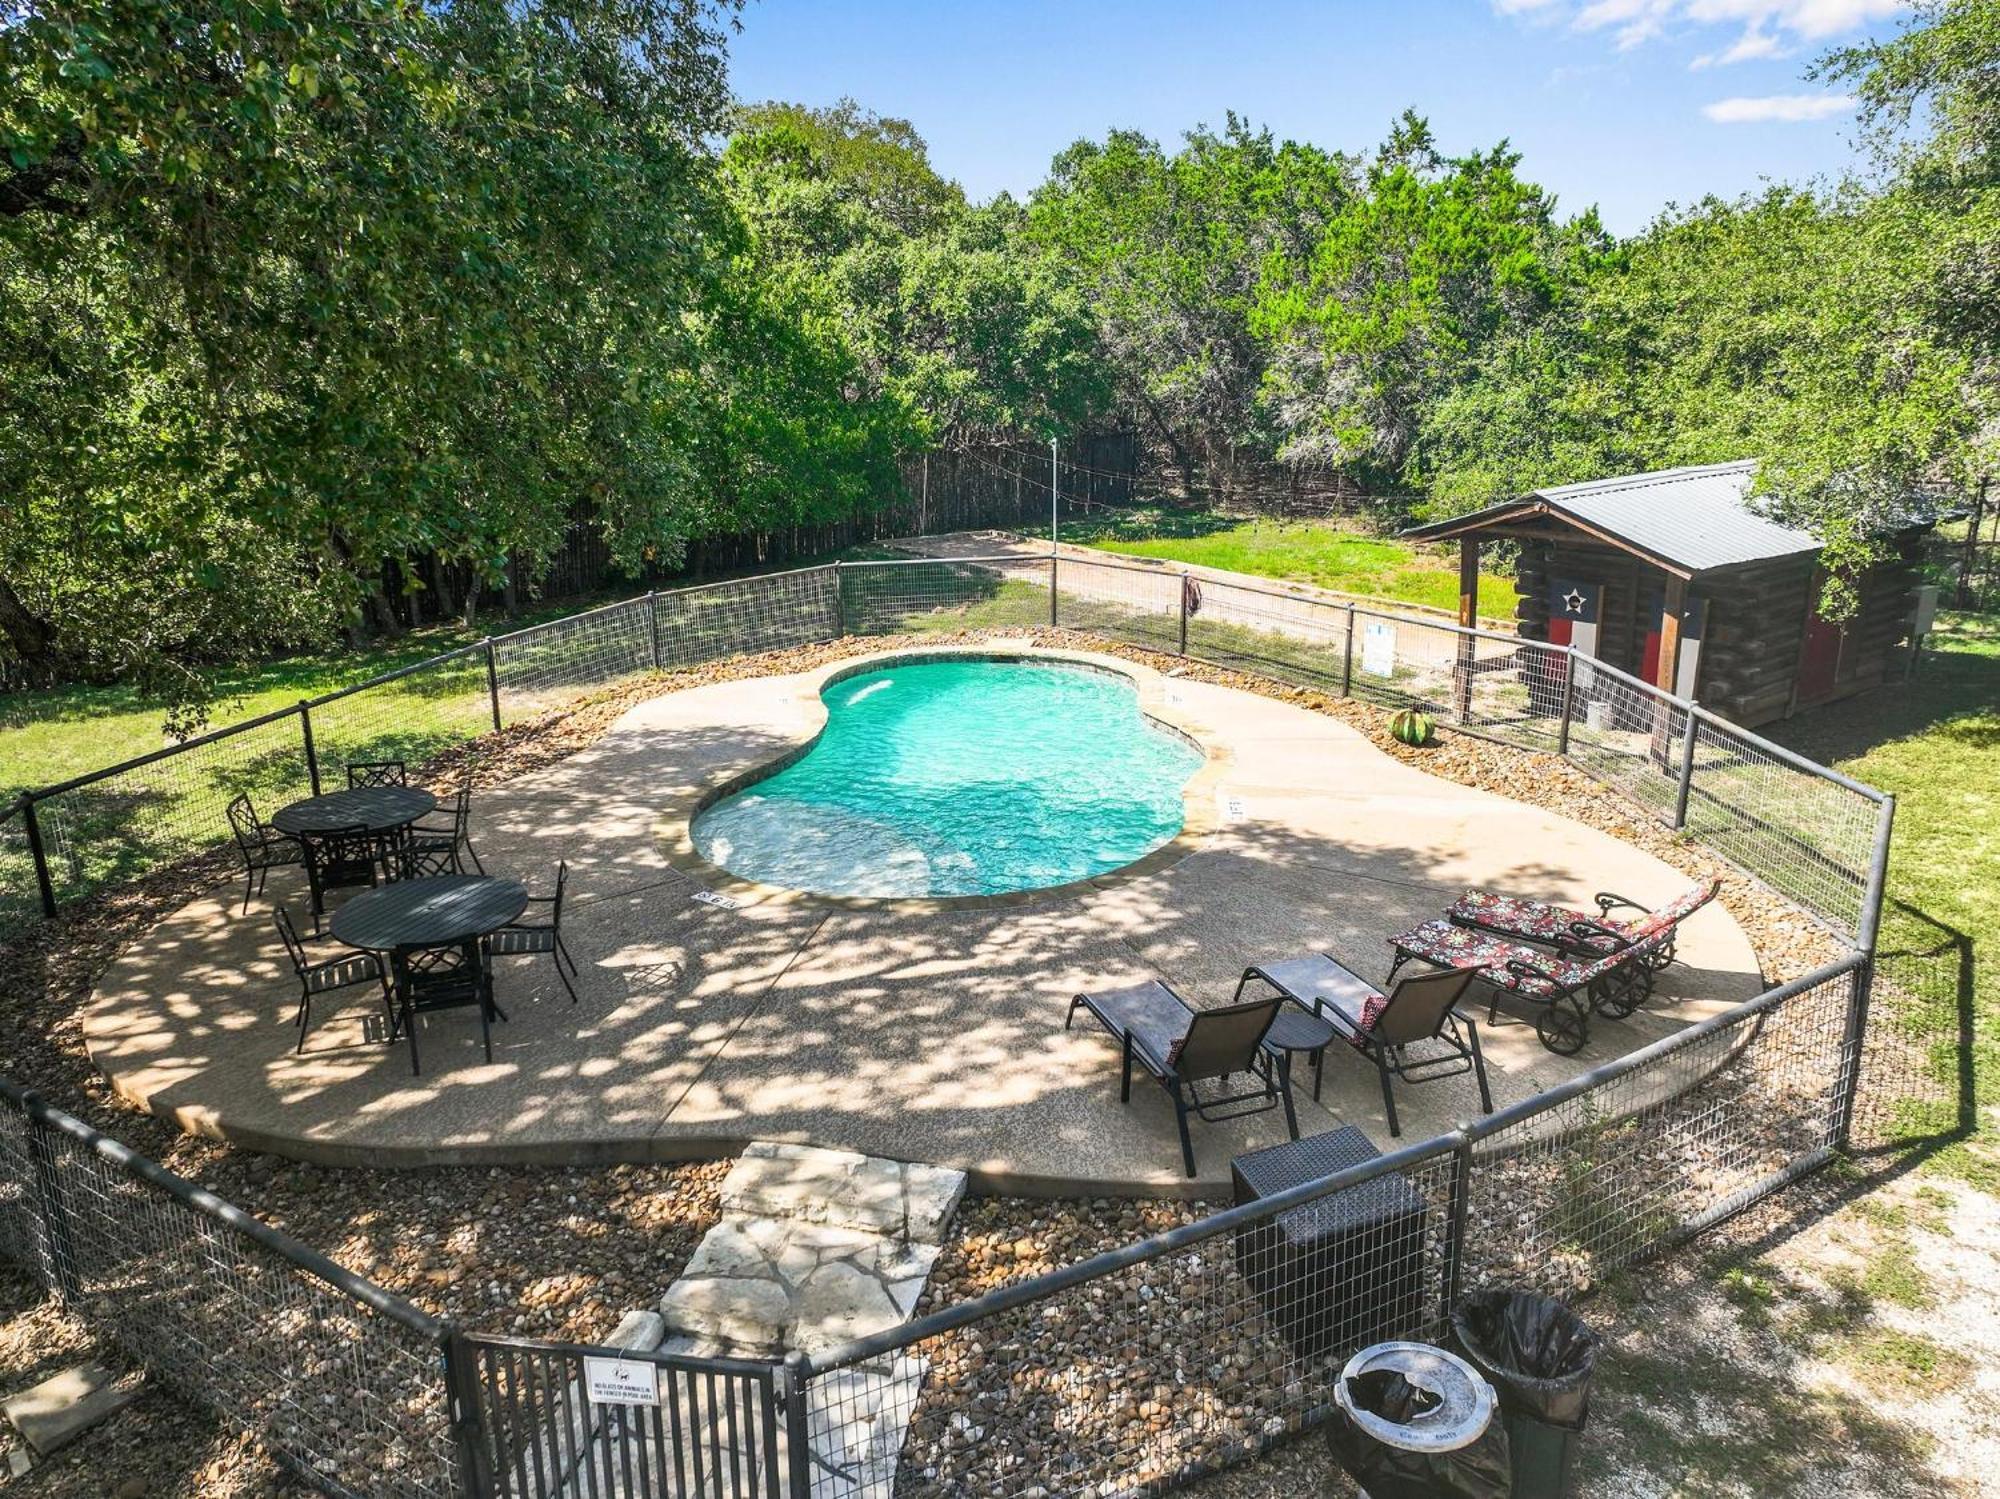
[[1235, 955, 1490, 1137], [1065, 981, 1294, 1177], [1446, 879, 1718, 968], [1386, 920, 1676, 1055]]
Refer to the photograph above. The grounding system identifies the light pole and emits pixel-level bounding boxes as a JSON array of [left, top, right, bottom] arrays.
[[1049, 436, 1059, 550]]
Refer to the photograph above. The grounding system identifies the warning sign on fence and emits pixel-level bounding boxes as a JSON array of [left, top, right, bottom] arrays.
[[583, 1356, 662, 1407]]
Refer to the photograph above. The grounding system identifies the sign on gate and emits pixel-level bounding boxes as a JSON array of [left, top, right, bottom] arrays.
[[583, 1355, 661, 1407], [1362, 620, 1396, 678]]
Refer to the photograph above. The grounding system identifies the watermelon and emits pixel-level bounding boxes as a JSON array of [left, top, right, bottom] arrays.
[[1389, 708, 1435, 747]]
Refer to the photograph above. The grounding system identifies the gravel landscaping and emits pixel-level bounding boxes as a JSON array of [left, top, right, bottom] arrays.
[[0, 623, 1931, 1497]]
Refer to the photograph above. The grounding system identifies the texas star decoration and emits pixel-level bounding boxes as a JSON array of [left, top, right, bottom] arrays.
[[1562, 588, 1587, 615]]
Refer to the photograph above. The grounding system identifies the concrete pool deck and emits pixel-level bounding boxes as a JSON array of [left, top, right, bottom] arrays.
[[84, 646, 1763, 1195]]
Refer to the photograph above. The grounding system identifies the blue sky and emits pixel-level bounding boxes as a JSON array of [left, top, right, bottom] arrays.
[[728, 0, 1912, 235]]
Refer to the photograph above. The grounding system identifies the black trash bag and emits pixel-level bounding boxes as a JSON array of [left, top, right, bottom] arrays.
[[1452, 1289, 1601, 1430], [1323, 1369, 1512, 1499]]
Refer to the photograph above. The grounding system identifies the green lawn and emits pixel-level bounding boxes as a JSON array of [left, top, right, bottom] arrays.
[[1772, 612, 2000, 1166], [1053, 509, 1517, 621]]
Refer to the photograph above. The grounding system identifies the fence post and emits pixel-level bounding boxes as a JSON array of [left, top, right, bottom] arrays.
[[829, 562, 846, 641], [441, 1330, 496, 1499], [1341, 605, 1355, 697], [1671, 701, 1700, 830], [1178, 571, 1190, 656], [1443, 1128, 1473, 1316], [1049, 555, 1059, 629], [647, 588, 663, 666], [782, 1351, 814, 1498], [1555, 649, 1577, 757], [298, 701, 322, 797], [19, 796, 56, 919], [20, 1096, 80, 1302], [483, 639, 502, 733], [1834, 793, 1897, 1152]]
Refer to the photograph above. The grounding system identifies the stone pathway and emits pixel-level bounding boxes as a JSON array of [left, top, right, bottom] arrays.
[[577, 1142, 967, 1497]]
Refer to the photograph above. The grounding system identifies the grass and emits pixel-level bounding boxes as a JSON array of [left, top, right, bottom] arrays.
[[1052, 508, 1517, 620], [1772, 611, 2000, 1166]]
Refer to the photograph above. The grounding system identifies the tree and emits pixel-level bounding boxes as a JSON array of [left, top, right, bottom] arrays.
[[1027, 117, 1350, 494], [0, 0, 741, 700]]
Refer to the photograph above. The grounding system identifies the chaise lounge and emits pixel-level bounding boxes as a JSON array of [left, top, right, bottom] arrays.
[[1386, 919, 1677, 1055], [1066, 980, 1296, 1177], [1446, 879, 1719, 968]]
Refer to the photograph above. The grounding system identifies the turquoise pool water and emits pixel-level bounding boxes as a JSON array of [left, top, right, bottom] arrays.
[[691, 658, 1204, 898]]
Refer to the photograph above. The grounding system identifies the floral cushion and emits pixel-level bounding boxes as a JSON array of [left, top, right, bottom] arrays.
[[1351, 992, 1390, 1050], [1623, 881, 1719, 941], [1392, 920, 1593, 995], [1448, 888, 1583, 944]]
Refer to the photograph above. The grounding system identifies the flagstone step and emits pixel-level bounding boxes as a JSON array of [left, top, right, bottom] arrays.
[[658, 1214, 940, 1357], [718, 1143, 967, 1247]]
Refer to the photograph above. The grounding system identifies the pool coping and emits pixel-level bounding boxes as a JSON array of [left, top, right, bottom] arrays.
[[654, 644, 1235, 913]]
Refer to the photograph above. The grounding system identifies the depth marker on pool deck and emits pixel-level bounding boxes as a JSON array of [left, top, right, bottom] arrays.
[[692, 889, 741, 911]]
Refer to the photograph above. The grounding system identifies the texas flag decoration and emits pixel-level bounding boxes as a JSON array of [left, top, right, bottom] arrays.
[[1548, 577, 1602, 657]]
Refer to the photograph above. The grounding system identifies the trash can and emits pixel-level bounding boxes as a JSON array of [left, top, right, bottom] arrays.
[[1451, 1290, 1601, 1499], [1323, 1342, 1510, 1499]]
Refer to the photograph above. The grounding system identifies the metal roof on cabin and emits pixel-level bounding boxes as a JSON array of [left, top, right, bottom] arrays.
[[1406, 460, 1825, 574], [1532, 461, 1818, 571]]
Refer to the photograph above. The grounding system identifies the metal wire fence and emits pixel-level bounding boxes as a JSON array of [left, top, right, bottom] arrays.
[[797, 957, 1866, 1499], [0, 1081, 460, 1499], [0, 550, 1889, 947]]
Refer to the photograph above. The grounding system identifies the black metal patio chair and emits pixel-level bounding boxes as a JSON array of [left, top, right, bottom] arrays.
[[1236, 956, 1489, 1138], [345, 760, 409, 790], [406, 772, 483, 875], [299, 822, 382, 932], [1065, 980, 1293, 1177], [482, 860, 577, 1003], [389, 839, 461, 882], [226, 793, 304, 914], [274, 905, 390, 1053], [391, 942, 502, 1075]]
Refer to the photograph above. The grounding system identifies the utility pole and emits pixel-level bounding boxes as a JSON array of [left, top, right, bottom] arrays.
[[1050, 436, 1059, 550]]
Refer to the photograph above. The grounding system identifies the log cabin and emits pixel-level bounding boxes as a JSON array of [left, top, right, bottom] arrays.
[[1401, 460, 1937, 727]]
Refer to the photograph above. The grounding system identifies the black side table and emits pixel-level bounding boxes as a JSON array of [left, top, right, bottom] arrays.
[[1260, 1001, 1338, 1104], [1229, 1124, 1429, 1360]]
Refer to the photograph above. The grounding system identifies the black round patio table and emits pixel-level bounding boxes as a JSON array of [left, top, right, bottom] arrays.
[[271, 785, 436, 840], [273, 785, 438, 922], [332, 875, 528, 1076], [330, 874, 527, 953]]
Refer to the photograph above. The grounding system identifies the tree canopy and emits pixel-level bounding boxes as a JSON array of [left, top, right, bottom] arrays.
[[3, 0, 1994, 699]]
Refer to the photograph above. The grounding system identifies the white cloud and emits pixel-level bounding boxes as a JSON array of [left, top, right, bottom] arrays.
[[1701, 91, 1858, 121], [1498, 0, 1907, 60], [1691, 27, 1786, 66]]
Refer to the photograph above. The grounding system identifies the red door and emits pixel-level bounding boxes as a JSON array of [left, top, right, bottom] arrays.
[[1796, 611, 1843, 705]]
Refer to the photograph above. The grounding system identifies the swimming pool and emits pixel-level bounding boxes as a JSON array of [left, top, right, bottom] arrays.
[[690, 657, 1205, 898]]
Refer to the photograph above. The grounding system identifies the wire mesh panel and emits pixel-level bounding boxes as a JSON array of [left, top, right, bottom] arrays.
[[1460, 963, 1858, 1301], [1184, 580, 1350, 688], [310, 652, 496, 787], [1048, 557, 1183, 655], [1558, 658, 1689, 820], [0, 1097, 50, 1288], [658, 567, 843, 670], [0, 1092, 458, 1499], [493, 598, 654, 718], [1455, 636, 1568, 753], [0, 803, 39, 946], [1681, 715, 1881, 936], [838, 559, 1053, 639], [804, 1144, 1461, 1499], [34, 711, 314, 912], [1343, 609, 1474, 715], [464, 1336, 785, 1499]]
